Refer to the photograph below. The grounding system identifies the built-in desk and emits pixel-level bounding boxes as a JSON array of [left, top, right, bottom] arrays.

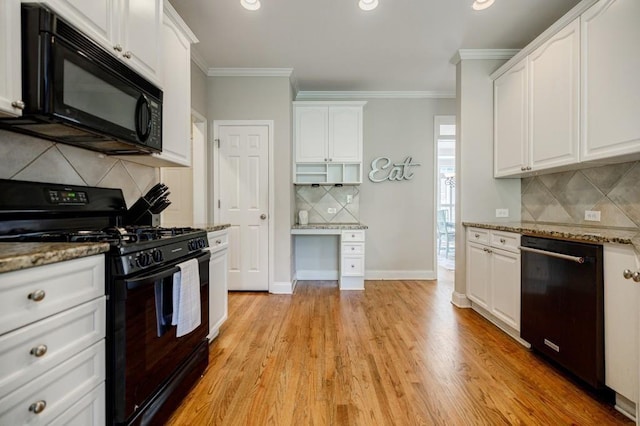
[[291, 224, 368, 290]]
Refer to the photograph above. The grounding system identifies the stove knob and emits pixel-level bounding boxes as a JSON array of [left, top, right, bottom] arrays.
[[198, 238, 206, 249], [152, 250, 163, 263], [136, 253, 152, 267], [188, 240, 195, 251]]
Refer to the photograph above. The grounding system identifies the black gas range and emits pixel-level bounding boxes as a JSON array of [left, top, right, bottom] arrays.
[[0, 179, 210, 425]]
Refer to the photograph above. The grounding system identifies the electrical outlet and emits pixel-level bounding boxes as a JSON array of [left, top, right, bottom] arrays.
[[584, 210, 601, 221], [495, 208, 509, 218], [346, 195, 353, 204], [327, 207, 337, 214]]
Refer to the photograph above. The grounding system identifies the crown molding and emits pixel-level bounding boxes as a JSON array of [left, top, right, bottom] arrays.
[[295, 91, 455, 100], [190, 48, 209, 75], [164, 0, 198, 43], [450, 49, 521, 65], [207, 68, 294, 78]]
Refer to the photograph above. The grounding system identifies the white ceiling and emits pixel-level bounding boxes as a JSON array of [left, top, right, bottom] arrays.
[[169, 0, 581, 93]]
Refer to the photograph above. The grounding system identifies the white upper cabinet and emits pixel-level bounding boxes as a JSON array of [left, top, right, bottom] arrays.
[[295, 106, 328, 163], [529, 18, 580, 171], [45, 0, 163, 86], [328, 106, 363, 162], [581, 0, 640, 162], [0, 0, 22, 117], [494, 58, 528, 177], [294, 102, 365, 164], [495, 19, 580, 178]]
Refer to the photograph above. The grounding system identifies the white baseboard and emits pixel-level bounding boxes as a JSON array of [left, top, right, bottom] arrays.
[[270, 281, 293, 294], [365, 270, 436, 280], [295, 270, 339, 280], [451, 291, 471, 308], [470, 303, 530, 348]]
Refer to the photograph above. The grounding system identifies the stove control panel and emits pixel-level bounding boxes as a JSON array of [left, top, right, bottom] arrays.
[[47, 189, 88, 205]]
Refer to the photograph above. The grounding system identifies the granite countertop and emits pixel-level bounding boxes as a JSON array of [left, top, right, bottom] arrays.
[[292, 223, 368, 230], [0, 242, 110, 274], [463, 221, 640, 253], [198, 224, 231, 232]]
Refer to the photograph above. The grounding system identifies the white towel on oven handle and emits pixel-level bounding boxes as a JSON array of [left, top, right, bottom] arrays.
[[171, 258, 201, 337]]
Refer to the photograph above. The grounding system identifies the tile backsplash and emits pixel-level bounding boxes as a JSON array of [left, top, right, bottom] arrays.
[[295, 185, 360, 224], [0, 130, 159, 207], [522, 161, 640, 228]]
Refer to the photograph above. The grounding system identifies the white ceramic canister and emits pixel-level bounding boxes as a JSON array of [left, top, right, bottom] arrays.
[[298, 210, 309, 225]]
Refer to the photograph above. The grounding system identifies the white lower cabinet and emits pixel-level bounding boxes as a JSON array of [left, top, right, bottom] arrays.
[[0, 255, 106, 425], [603, 244, 639, 418], [340, 230, 365, 290], [207, 229, 229, 341], [466, 228, 521, 332]]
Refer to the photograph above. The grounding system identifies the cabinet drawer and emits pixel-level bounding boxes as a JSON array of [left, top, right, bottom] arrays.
[[0, 298, 105, 396], [207, 230, 229, 253], [341, 230, 365, 242], [0, 340, 105, 426], [49, 382, 105, 426], [342, 255, 364, 276], [342, 243, 364, 255], [490, 231, 520, 252], [467, 228, 490, 245], [0, 256, 104, 335]]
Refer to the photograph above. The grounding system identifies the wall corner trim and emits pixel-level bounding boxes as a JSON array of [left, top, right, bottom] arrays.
[[451, 291, 472, 308], [191, 48, 209, 74]]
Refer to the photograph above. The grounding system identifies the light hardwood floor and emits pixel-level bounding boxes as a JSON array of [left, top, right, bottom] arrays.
[[167, 273, 632, 425]]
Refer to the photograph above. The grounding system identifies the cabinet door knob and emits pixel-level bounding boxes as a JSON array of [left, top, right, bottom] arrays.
[[11, 100, 25, 110], [30, 345, 48, 358], [633, 272, 640, 283], [215, 239, 222, 245], [29, 400, 46, 414], [623, 269, 634, 279], [474, 233, 479, 238], [324, 158, 328, 162], [113, 44, 123, 52], [499, 238, 506, 244], [351, 247, 355, 251], [28, 289, 46, 302], [123, 51, 133, 59]]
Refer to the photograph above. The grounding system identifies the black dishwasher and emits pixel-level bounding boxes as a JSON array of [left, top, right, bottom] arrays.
[[520, 236, 604, 389]]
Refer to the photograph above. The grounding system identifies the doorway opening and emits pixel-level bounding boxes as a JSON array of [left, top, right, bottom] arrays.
[[434, 116, 456, 277]]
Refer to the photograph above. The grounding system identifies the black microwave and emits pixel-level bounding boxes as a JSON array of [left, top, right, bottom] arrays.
[[0, 4, 162, 155]]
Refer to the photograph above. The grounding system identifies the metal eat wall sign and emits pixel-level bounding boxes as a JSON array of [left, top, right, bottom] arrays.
[[368, 156, 421, 183]]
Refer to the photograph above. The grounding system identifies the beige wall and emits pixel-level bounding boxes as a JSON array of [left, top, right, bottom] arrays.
[[190, 62, 208, 117], [360, 98, 456, 278], [453, 58, 521, 305], [208, 76, 294, 286]]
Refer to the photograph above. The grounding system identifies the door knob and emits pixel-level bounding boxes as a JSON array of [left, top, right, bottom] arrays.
[[260, 214, 267, 220]]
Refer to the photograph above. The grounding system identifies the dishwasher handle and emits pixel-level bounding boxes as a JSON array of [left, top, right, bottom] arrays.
[[519, 246, 585, 264]]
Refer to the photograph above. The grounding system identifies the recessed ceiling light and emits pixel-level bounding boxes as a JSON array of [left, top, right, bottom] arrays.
[[241, 0, 261, 11], [359, 0, 379, 11], [472, 0, 494, 11]]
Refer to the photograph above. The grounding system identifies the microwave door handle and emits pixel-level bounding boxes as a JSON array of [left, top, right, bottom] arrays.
[[126, 251, 211, 290]]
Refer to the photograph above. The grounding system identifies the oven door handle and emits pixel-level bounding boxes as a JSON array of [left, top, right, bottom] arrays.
[[519, 246, 585, 264], [126, 251, 211, 290]]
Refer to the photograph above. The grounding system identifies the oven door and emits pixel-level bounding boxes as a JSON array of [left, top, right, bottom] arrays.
[[108, 251, 210, 424]]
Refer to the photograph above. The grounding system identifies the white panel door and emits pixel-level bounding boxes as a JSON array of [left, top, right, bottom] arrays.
[[119, 0, 162, 84], [219, 125, 269, 291], [328, 106, 362, 162], [581, 0, 640, 162]]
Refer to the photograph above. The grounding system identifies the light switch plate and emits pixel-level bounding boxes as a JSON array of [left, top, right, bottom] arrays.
[[328, 207, 337, 214], [346, 195, 353, 204], [585, 210, 601, 221], [495, 208, 509, 218]]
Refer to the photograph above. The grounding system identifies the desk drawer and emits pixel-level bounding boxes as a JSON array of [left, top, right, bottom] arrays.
[[342, 243, 364, 255], [342, 255, 364, 276], [0, 256, 104, 335], [342, 230, 365, 242], [0, 298, 105, 396]]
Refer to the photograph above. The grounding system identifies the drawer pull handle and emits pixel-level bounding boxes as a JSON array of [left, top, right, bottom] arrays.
[[499, 238, 506, 243], [216, 239, 222, 245], [351, 264, 355, 268], [30, 345, 48, 357], [28, 290, 46, 302], [475, 233, 479, 238], [351, 247, 355, 251], [29, 400, 46, 414], [352, 234, 355, 238]]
